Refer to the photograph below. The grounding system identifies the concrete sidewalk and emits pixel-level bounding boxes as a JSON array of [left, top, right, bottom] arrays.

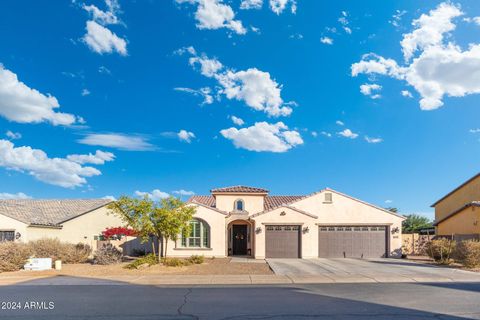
[[1, 272, 480, 286]]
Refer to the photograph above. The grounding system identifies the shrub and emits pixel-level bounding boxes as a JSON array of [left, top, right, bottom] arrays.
[[426, 238, 456, 264], [124, 254, 158, 269], [93, 243, 123, 265], [0, 242, 32, 272], [162, 257, 189, 267], [454, 240, 480, 268], [187, 255, 204, 265], [28, 238, 92, 264], [132, 248, 147, 257]]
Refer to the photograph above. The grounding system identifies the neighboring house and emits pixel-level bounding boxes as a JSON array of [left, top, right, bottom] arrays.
[[0, 199, 123, 248], [168, 186, 405, 259], [432, 173, 480, 239]]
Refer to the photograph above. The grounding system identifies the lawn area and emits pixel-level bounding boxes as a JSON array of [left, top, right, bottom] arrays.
[[2, 258, 273, 277]]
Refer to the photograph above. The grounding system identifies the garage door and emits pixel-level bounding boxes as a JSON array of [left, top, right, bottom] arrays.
[[318, 226, 387, 258], [265, 225, 301, 258]]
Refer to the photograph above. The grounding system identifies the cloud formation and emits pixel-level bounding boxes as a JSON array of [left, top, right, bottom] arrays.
[[78, 133, 155, 151]]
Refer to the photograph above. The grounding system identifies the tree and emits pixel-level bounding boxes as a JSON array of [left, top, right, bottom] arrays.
[[108, 196, 196, 259], [402, 214, 432, 233], [385, 207, 399, 213]]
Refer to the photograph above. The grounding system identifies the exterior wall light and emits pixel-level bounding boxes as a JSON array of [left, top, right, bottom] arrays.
[[255, 227, 262, 234], [302, 226, 309, 234], [280, 211, 286, 216], [391, 227, 400, 234], [15, 232, 21, 240]]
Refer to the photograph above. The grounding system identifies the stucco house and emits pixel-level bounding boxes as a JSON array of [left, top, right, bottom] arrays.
[[433, 173, 480, 239], [0, 199, 123, 248], [168, 186, 405, 259]]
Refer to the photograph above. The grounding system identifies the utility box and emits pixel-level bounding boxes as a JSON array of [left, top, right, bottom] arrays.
[[24, 258, 52, 271]]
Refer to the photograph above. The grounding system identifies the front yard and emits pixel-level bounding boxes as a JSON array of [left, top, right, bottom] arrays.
[[2, 257, 273, 277]]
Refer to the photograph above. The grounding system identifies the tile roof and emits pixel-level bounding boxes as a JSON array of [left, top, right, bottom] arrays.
[[0, 199, 112, 226], [433, 201, 480, 226], [210, 185, 269, 193], [187, 195, 304, 211]]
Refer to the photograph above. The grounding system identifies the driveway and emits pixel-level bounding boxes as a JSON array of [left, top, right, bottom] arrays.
[[267, 258, 480, 282]]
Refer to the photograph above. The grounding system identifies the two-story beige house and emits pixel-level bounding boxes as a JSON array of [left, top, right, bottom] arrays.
[[432, 173, 480, 238], [168, 186, 405, 259]]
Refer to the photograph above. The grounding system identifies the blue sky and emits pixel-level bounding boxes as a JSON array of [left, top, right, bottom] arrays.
[[1, 0, 480, 219]]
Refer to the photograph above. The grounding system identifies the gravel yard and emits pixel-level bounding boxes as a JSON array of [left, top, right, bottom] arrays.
[[2, 258, 273, 277]]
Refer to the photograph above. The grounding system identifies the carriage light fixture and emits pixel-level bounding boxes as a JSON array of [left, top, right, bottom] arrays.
[[302, 226, 309, 234], [15, 232, 21, 240], [255, 227, 262, 234], [391, 227, 400, 234]]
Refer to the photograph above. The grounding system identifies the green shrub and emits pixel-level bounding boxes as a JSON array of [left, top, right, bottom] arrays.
[[28, 238, 92, 264], [124, 254, 158, 269], [426, 238, 456, 264], [132, 248, 147, 257], [187, 255, 204, 264], [454, 240, 480, 268], [93, 243, 123, 265], [0, 242, 32, 272], [162, 257, 189, 267]]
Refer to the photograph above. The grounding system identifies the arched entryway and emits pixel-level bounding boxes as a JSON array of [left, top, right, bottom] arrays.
[[227, 219, 254, 256]]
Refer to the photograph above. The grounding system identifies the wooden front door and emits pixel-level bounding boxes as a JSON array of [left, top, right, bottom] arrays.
[[232, 225, 248, 255]]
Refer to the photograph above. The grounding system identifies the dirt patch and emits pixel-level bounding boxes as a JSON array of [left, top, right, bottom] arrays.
[[2, 258, 273, 277]]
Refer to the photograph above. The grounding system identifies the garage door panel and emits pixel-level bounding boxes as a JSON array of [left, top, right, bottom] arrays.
[[318, 226, 387, 258], [266, 225, 300, 258]]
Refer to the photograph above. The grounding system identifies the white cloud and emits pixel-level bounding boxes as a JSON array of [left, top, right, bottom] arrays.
[[67, 150, 115, 165], [401, 90, 413, 98], [5, 131, 21, 140], [0, 192, 32, 200], [98, 66, 111, 74], [182, 48, 294, 117], [173, 189, 196, 196], [102, 195, 116, 201], [335, 120, 344, 126], [0, 139, 102, 188], [360, 83, 382, 99], [0, 64, 78, 126], [176, 0, 246, 35], [135, 189, 170, 201], [338, 11, 351, 34], [469, 128, 480, 133], [230, 115, 244, 126], [365, 136, 383, 144], [311, 131, 318, 137], [320, 37, 333, 45], [385, 199, 393, 204], [464, 16, 480, 25], [269, 0, 296, 15], [81, 88, 91, 96], [389, 10, 407, 28], [338, 129, 358, 139], [174, 87, 213, 105], [83, 0, 122, 25], [220, 121, 303, 152], [321, 131, 332, 138], [78, 133, 155, 151], [352, 3, 480, 110], [240, 0, 263, 10], [83, 21, 127, 56], [178, 130, 196, 143]]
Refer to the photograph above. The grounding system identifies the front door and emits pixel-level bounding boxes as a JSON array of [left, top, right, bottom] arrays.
[[232, 225, 248, 255]]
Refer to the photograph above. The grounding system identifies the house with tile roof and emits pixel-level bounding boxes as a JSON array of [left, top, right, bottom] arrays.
[[170, 186, 405, 259], [0, 199, 123, 247], [432, 173, 480, 239]]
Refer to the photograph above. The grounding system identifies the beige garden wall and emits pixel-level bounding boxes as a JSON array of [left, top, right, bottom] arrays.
[[252, 207, 319, 259], [292, 190, 404, 257], [166, 204, 227, 257]]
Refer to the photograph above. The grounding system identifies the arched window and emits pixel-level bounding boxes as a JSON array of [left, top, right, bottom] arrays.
[[234, 199, 244, 211], [181, 219, 210, 248]]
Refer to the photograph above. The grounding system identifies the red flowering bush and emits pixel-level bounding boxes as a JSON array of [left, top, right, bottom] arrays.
[[102, 227, 137, 240]]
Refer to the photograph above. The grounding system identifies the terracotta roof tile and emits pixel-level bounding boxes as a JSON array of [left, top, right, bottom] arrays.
[[210, 185, 269, 193], [0, 199, 112, 226]]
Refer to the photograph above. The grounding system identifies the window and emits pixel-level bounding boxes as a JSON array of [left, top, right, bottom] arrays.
[[234, 199, 244, 211], [181, 219, 210, 248], [0, 231, 15, 242], [324, 192, 333, 203]]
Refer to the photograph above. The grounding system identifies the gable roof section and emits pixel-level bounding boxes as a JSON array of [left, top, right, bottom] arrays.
[[0, 199, 112, 227], [187, 196, 227, 215], [250, 205, 318, 219], [433, 201, 480, 226], [210, 185, 269, 194], [431, 173, 480, 207]]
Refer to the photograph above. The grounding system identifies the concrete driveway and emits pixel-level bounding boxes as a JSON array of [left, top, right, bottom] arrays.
[[267, 258, 480, 283]]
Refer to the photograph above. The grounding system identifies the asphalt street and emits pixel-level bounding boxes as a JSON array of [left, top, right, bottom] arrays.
[[0, 279, 479, 319]]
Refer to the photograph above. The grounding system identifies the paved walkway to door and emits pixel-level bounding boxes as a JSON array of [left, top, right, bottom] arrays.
[[266, 258, 480, 283]]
